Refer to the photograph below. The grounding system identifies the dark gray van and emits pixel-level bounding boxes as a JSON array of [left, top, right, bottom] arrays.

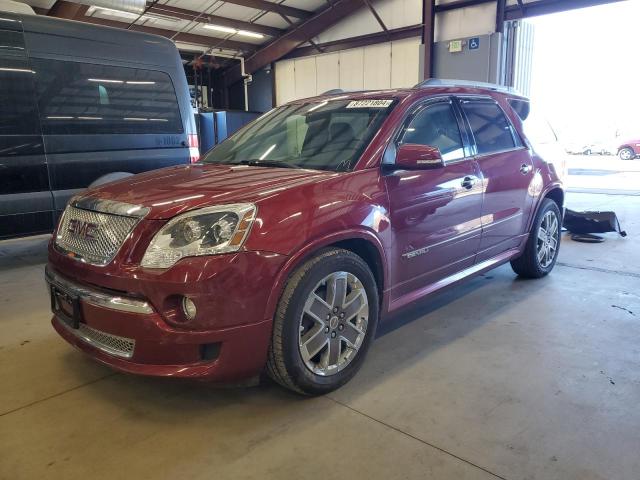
[[0, 13, 197, 239]]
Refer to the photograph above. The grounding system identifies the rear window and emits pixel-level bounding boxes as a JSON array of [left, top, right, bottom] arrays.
[[31, 58, 183, 135], [461, 100, 517, 155]]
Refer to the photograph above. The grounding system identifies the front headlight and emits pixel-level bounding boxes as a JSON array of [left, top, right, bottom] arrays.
[[141, 203, 256, 269]]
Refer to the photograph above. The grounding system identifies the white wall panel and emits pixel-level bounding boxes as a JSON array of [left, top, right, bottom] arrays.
[[315, 53, 340, 94], [275, 37, 421, 103], [275, 59, 296, 106], [391, 37, 420, 88], [314, 0, 421, 44], [294, 57, 318, 99], [315, 10, 381, 44], [363, 43, 391, 90], [435, 3, 496, 42], [339, 49, 364, 90]]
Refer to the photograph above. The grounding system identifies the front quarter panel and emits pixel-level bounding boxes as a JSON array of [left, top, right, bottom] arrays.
[[245, 169, 391, 318], [245, 169, 390, 257]]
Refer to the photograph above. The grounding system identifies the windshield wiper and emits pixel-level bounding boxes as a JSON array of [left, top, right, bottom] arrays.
[[238, 159, 302, 169]]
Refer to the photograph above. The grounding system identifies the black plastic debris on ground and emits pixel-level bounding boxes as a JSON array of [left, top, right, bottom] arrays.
[[563, 209, 627, 243]]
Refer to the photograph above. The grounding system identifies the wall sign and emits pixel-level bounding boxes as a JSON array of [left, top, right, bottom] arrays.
[[449, 40, 463, 53]]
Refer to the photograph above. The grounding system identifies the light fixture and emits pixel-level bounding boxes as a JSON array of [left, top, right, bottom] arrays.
[[88, 6, 139, 19], [203, 24, 263, 38], [126, 81, 156, 85], [237, 30, 264, 39], [203, 24, 237, 34]]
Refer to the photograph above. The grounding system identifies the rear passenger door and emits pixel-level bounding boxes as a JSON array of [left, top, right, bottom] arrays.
[[0, 18, 52, 239], [29, 58, 190, 220], [457, 97, 534, 262]]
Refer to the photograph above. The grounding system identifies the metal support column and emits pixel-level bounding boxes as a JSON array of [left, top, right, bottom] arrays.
[[422, 0, 435, 80]]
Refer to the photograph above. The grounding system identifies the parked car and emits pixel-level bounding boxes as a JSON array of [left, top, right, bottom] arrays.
[[564, 143, 591, 155], [617, 139, 640, 160], [46, 82, 564, 395], [0, 13, 198, 240], [588, 141, 617, 156]]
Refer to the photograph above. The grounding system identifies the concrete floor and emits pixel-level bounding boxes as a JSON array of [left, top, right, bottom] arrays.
[[1, 191, 639, 480]]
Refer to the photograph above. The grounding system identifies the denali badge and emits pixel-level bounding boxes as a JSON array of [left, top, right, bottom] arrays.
[[67, 219, 98, 241]]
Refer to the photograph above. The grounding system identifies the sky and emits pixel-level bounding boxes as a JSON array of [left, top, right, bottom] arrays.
[[528, 0, 640, 144]]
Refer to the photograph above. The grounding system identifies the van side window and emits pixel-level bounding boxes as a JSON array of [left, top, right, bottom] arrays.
[[401, 103, 465, 161], [0, 32, 40, 135], [31, 58, 183, 135], [461, 101, 516, 155]]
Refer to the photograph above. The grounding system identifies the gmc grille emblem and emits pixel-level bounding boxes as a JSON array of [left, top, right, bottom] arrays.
[[67, 219, 99, 241]]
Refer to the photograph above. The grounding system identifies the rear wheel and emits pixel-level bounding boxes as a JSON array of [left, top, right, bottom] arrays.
[[266, 248, 379, 395], [619, 147, 634, 160], [511, 199, 561, 278]]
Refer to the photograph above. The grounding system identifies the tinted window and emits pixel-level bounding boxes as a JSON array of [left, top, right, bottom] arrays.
[[0, 31, 40, 135], [462, 101, 516, 155], [203, 100, 395, 172], [401, 102, 464, 161], [31, 58, 183, 135]]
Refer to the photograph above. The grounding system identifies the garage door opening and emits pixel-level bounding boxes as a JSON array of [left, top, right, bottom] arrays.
[[511, 0, 640, 194]]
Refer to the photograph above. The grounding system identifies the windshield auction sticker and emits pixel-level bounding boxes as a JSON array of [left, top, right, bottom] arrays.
[[346, 100, 394, 108]]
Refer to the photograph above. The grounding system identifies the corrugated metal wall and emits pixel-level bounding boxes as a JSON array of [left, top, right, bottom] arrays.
[[511, 20, 535, 97]]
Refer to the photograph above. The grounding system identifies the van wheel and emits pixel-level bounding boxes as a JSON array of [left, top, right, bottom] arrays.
[[266, 248, 379, 395], [511, 199, 561, 278]]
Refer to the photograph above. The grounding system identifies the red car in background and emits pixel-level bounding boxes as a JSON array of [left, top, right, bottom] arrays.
[[46, 81, 564, 395], [618, 140, 640, 160]]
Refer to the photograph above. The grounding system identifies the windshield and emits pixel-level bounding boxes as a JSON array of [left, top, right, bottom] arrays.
[[202, 99, 396, 171]]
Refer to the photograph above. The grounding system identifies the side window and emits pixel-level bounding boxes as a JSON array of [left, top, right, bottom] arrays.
[[400, 102, 465, 161], [31, 58, 183, 135], [0, 30, 40, 135], [461, 100, 516, 155]]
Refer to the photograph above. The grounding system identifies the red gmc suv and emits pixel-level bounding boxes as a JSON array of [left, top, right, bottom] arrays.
[[46, 80, 564, 395]]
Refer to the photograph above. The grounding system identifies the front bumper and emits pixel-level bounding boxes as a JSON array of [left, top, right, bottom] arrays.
[[45, 251, 285, 381]]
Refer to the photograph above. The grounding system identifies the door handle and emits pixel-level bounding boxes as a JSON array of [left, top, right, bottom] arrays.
[[520, 163, 533, 175], [461, 176, 476, 190]]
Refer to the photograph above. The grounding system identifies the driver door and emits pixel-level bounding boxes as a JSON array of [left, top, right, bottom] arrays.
[[384, 98, 484, 305]]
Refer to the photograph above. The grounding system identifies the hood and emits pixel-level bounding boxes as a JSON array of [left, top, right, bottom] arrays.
[[84, 164, 337, 219]]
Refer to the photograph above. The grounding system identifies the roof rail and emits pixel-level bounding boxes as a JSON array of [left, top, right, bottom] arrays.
[[415, 78, 523, 96], [321, 88, 346, 95]]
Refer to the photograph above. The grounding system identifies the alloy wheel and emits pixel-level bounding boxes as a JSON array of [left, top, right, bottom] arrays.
[[298, 271, 369, 376], [537, 210, 559, 268]]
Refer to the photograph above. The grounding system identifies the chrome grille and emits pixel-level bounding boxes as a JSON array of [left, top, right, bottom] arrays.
[[59, 315, 135, 358], [55, 199, 147, 266]]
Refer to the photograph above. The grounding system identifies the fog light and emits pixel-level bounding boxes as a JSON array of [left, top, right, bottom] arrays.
[[182, 296, 197, 320]]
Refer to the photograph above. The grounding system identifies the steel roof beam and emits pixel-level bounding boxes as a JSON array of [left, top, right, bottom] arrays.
[[224, 0, 366, 85]]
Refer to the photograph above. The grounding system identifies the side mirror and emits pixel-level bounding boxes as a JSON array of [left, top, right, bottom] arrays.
[[394, 143, 444, 169]]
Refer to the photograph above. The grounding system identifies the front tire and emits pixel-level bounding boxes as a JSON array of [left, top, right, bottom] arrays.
[[266, 248, 379, 395], [511, 199, 561, 278], [619, 147, 634, 160]]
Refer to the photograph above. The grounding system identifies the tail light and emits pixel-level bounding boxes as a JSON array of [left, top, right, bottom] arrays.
[[188, 134, 200, 163]]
